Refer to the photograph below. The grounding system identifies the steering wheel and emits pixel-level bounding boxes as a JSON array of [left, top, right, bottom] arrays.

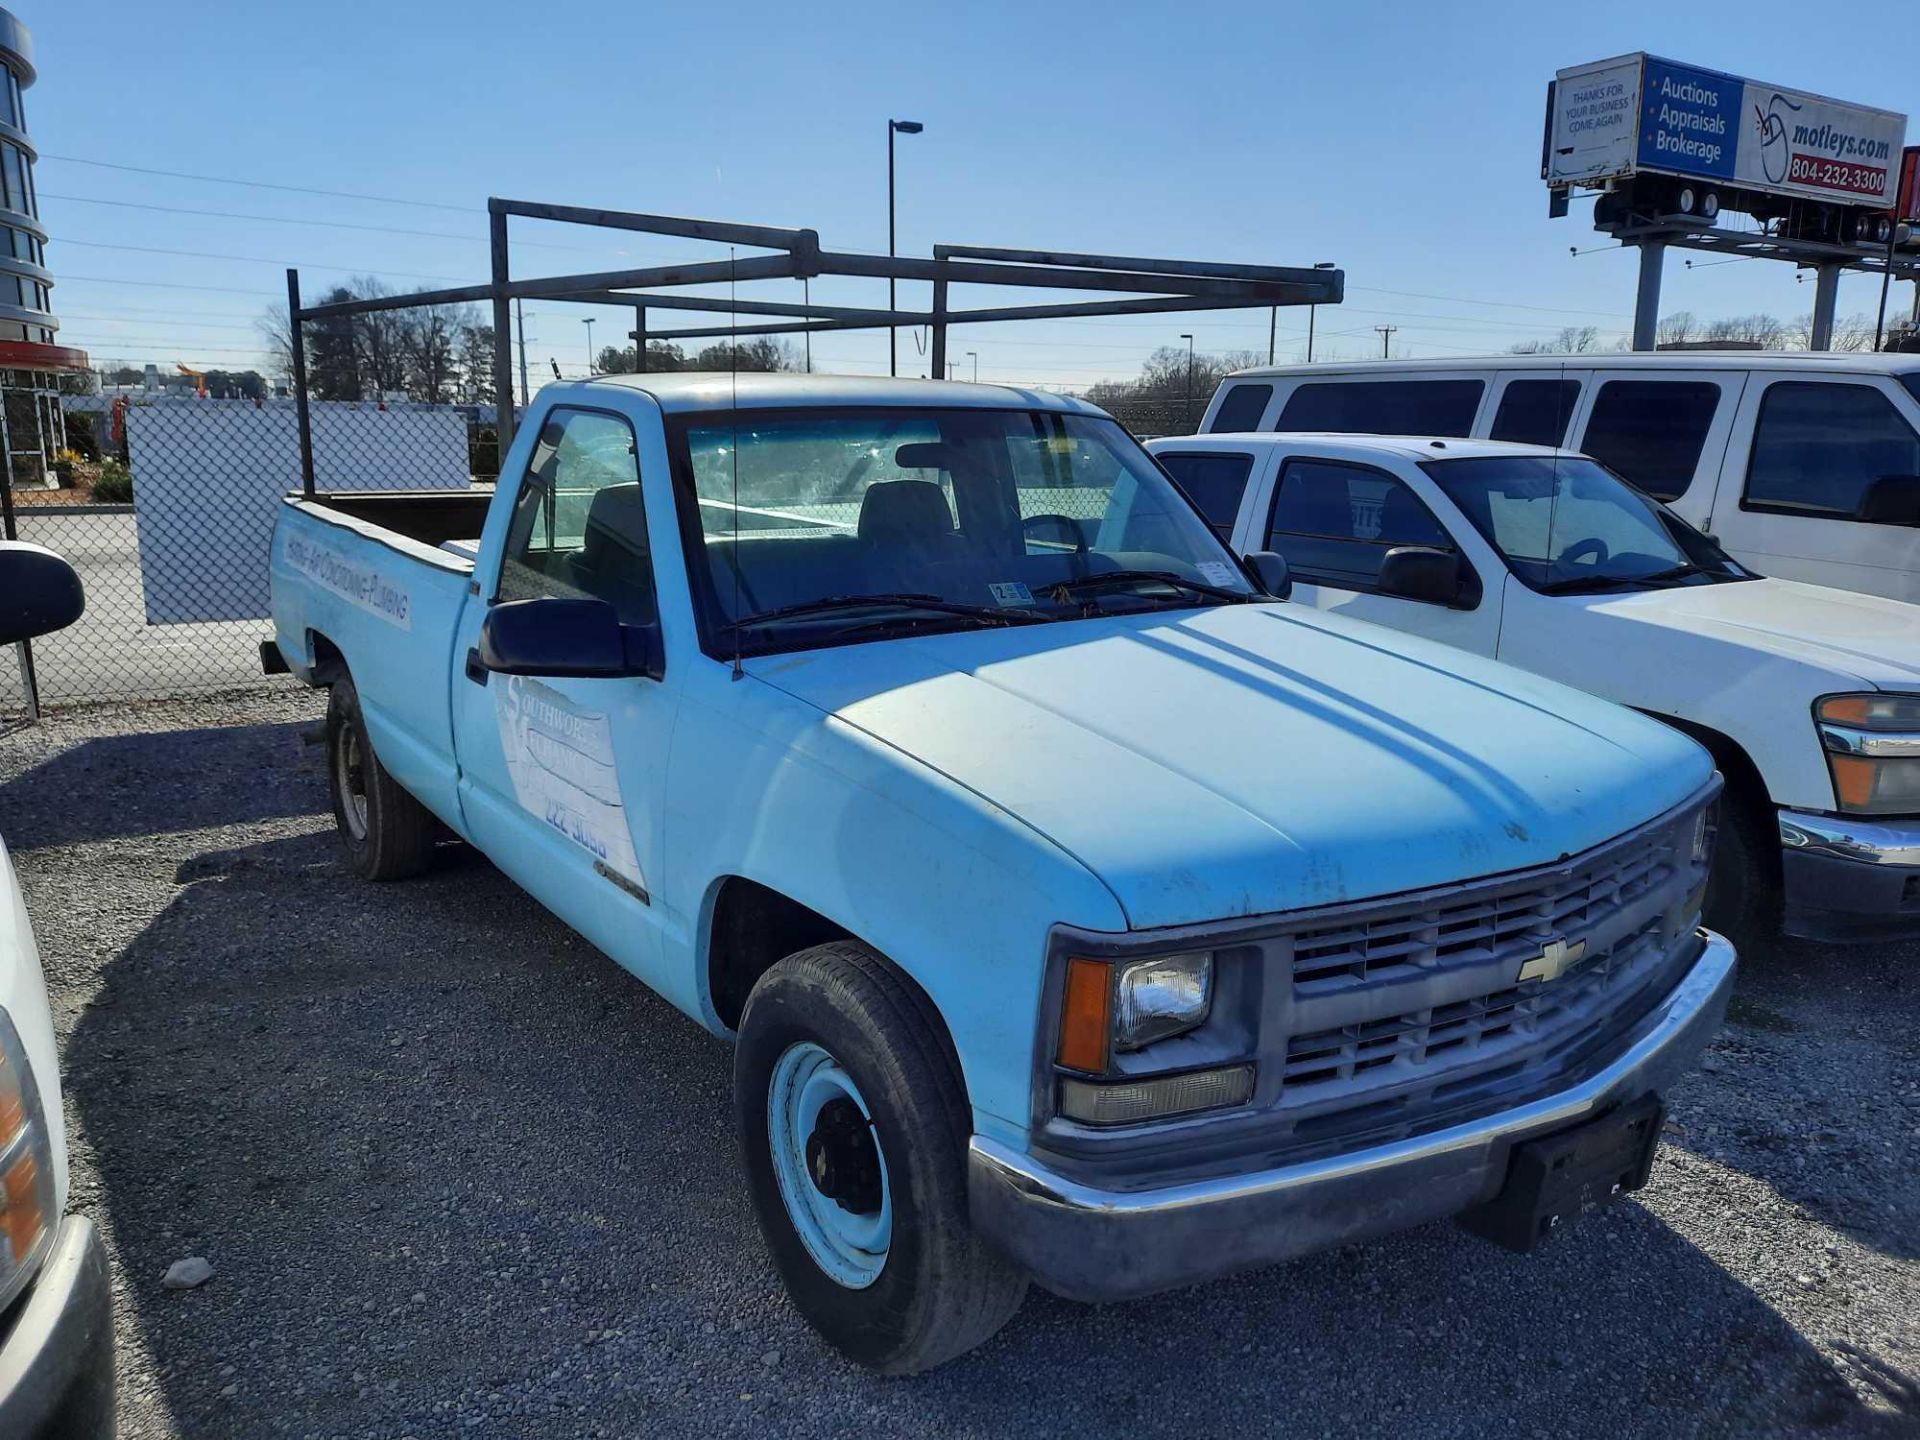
[[1021, 513, 1090, 559], [1560, 536, 1610, 568]]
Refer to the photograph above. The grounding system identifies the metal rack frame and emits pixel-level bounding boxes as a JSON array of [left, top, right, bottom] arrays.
[[284, 196, 1344, 496]]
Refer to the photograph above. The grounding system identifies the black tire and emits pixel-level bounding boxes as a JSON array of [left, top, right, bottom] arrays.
[[325, 675, 437, 881], [734, 941, 1026, 1374], [1703, 787, 1777, 959]]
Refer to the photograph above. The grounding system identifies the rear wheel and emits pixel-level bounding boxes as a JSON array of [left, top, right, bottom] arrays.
[[326, 675, 437, 881], [734, 941, 1026, 1373]]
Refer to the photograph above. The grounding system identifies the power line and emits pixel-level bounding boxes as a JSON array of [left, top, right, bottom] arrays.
[[60, 273, 279, 296], [38, 152, 477, 213], [55, 237, 470, 284], [38, 192, 600, 253]]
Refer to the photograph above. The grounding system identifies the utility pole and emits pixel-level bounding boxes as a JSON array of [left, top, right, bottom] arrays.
[[582, 317, 596, 375], [887, 119, 924, 377], [514, 299, 530, 405], [1375, 324, 1397, 358], [967, 350, 978, 383], [1267, 306, 1277, 365]]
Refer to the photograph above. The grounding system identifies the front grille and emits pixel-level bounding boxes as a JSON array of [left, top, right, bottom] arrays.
[[1262, 794, 1712, 1151], [1290, 842, 1670, 990], [1283, 911, 1665, 1090]]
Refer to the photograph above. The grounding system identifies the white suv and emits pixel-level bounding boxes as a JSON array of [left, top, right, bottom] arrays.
[[1199, 353, 1920, 605]]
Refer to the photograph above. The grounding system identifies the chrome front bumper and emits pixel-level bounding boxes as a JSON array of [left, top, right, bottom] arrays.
[[969, 931, 1736, 1303], [1778, 810, 1920, 941]]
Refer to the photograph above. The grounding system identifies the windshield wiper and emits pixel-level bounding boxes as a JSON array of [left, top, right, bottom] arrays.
[[1045, 570, 1254, 605], [723, 593, 1043, 632], [1537, 563, 1702, 596]]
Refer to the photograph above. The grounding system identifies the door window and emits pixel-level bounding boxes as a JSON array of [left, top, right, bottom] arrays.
[[498, 408, 659, 624], [1156, 451, 1256, 540], [1579, 380, 1721, 502], [1489, 379, 1582, 447], [1744, 381, 1920, 521], [1208, 383, 1273, 433], [1275, 380, 1483, 437], [1265, 458, 1454, 591]]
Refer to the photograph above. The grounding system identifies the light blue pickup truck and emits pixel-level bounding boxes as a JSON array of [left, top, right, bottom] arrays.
[[267, 374, 1734, 1372]]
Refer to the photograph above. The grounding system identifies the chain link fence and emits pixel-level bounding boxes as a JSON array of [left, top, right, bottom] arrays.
[[1, 396, 499, 724]]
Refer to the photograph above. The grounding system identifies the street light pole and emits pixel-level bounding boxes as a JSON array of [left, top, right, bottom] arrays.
[[967, 350, 978, 383], [1306, 261, 1335, 363], [1180, 333, 1195, 430], [887, 119, 924, 378], [582, 317, 595, 375]]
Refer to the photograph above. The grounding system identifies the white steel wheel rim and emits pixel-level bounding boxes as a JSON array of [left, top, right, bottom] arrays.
[[767, 1041, 892, 1289], [335, 720, 370, 840]]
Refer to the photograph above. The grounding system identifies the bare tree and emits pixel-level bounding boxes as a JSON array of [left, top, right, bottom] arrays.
[[1655, 311, 1696, 348]]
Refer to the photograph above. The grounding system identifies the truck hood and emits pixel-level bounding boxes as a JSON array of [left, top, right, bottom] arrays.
[[749, 604, 1710, 930], [1572, 577, 1920, 689]]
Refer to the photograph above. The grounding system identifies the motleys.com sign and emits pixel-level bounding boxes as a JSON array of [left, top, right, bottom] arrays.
[[1638, 57, 1902, 203], [1549, 55, 1905, 208]]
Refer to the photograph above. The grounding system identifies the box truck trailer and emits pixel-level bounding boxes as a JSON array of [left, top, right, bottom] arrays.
[[1544, 53, 1907, 247]]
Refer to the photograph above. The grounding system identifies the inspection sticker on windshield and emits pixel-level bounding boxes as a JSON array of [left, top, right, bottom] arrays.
[[1198, 561, 1238, 588], [494, 676, 647, 894], [988, 581, 1034, 607]]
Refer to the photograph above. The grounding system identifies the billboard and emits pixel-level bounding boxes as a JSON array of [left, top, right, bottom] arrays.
[[1547, 54, 1906, 209]]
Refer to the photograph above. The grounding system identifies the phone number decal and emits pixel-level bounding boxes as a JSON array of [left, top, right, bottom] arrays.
[[1786, 153, 1890, 198]]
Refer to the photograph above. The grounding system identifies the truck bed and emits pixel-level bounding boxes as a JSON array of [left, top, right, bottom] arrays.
[[300, 488, 495, 550]]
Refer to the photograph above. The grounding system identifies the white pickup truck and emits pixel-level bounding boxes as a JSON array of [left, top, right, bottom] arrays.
[[1150, 431, 1920, 949], [267, 374, 1733, 1371]]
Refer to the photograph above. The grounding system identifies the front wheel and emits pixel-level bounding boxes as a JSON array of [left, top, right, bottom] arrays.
[[734, 941, 1026, 1373], [1703, 790, 1778, 958]]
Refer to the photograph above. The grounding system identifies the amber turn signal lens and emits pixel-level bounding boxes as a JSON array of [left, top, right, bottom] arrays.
[[1818, 695, 1872, 726], [1057, 957, 1112, 1073], [1, 1151, 41, 1265], [1829, 754, 1878, 810]]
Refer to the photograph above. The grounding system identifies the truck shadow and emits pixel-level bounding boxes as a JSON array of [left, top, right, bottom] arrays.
[[50, 827, 1912, 1437], [0, 721, 320, 851]]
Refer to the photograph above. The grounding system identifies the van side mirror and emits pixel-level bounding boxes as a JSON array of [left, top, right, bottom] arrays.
[[479, 597, 663, 680], [1856, 475, 1920, 526], [1376, 545, 1465, 606], [1244, 550, 1292, 600], [0, 542, 85, 645]]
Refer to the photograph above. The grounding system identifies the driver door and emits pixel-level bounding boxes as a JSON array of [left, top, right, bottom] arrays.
[[449, 406, 679, 983]]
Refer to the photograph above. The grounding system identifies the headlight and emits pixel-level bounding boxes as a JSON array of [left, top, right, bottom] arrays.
[[0, 1007, 54, 1314], [1817, 694, 1920, 815], [1114, 952, 1212, 1052]]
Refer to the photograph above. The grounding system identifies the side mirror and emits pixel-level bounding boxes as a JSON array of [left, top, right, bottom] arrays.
[[1244, 550, 1292, 600], [1856, 475, 1920, 525], [0, 541, 85, 645], [1376, 545, 1465, 606], [479, 597, 663, 680]]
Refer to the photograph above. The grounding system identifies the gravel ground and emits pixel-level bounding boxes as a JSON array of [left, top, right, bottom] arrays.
[[1, 691, 1916, 1439]]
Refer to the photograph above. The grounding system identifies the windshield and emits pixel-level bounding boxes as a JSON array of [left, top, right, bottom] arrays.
[[1423, 454, 1750, 593], [669, 406, 1258, 655]]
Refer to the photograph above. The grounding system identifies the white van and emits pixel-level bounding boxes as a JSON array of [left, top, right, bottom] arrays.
[[1198, 353, 1920, 604]]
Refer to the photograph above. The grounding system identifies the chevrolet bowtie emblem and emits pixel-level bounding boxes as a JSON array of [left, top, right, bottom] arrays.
[[1518, 936, 1587, 984]]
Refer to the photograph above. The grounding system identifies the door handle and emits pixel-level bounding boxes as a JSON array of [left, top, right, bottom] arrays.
[[464, 647, 488, 686]]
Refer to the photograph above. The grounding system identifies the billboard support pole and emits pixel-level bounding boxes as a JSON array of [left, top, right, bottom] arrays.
[[1810, 263, 1841, 350], [1631, 241, 1664, 352]]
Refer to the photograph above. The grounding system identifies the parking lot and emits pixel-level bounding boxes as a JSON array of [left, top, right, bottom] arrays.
[[0, 691, 1914, 1439]]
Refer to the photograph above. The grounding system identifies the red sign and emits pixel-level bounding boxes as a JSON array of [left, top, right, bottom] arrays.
[[0, 338, 90, 373], [1900, 147, 1920, 224]]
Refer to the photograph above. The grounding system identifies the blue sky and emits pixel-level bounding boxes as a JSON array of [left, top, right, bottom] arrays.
[[24, 0, 1920, 387]]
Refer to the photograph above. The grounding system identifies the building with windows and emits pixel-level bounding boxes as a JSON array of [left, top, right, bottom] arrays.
[[0, 7, 85, 492]]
